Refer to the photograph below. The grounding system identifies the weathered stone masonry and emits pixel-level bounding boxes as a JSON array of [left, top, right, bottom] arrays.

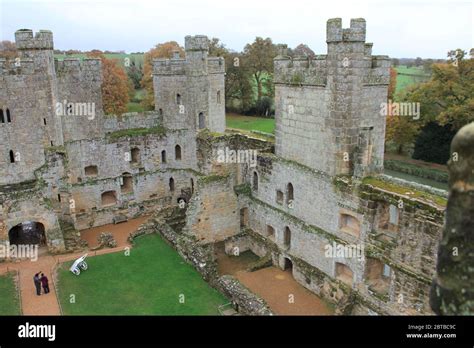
[[0, 20, 449, 315]]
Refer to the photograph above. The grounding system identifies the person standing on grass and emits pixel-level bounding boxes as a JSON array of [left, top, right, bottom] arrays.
[[33, 273, 42, 296], [40, 273, 50, 294]]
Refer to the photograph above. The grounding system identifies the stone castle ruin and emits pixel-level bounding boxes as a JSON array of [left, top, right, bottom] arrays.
[[0, 19, 448, 315]]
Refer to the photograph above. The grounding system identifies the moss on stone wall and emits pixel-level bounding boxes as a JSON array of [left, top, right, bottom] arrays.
[[361, 177, 447, 207], [106, 126, 166, 141], [198, 173, 229, 185]]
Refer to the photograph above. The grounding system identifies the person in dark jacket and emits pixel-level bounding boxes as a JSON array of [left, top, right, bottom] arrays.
[[33, 273, 41, 296], [40, 273, 50, 294]]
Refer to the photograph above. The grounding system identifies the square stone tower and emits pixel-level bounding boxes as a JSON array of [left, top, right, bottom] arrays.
[[0, 30, 61, 184], [274, 18, 390, 177], [153, 35, 225, 133]]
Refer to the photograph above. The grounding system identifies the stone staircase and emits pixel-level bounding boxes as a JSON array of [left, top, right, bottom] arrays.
[[161, 206, 188, 233], [59, 220, 87, 252]]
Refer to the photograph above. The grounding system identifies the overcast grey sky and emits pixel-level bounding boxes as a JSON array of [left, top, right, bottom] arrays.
[[0, 0, 472, 58]]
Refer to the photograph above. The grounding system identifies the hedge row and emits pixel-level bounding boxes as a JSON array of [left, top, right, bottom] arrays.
[[384, 159, 448, 183]]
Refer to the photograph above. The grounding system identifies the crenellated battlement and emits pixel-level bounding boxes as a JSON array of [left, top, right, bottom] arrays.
[[274, 18, 390, 179], [55, 57, 102, 76], [326, 18, 366, 43], [274, 18, 390, 87], [185, 35, 209, 51], [207, 57, 225, 74], [153, 57, 224, 75], [153, 58, 187, 75], [0, 58, 36, 76], [15, 29, 54, 50], [363, 55, 391, 85], [274, 55, 327, 86]]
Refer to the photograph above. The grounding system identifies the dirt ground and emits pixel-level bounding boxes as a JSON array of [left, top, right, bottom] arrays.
[[214, 242, 260, 276], [215, 248, 334, 315], [236, 267, 334, 315], [80, 215, 150, 248]]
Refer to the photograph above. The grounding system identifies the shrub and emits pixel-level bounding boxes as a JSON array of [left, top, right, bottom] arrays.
[[412, 122, 456, 165]]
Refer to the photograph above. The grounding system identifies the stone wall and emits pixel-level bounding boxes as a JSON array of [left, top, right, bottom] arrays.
[[153, 35, 225, 134], [274, 18, 390, 178], [56, 58, 104, 142], [234, 166, 444, 314], [184, 174, 239, 243]]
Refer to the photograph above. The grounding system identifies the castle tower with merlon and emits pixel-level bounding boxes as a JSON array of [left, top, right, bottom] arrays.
[[153, 35, 225, 133], [15, 30, 55, 75], [274, 18, 390, 177], [0, 30, 63, 185]]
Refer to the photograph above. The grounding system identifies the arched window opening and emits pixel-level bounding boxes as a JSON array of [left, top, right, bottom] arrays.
[[286, 183, 294, 206], [217, 90, 221, 104], [6, 109, 11, 123], [0, 109, 4, 123], [198, 112, 205, 129], [176, 93, 182, 105], [9, 150, 15, 163], [283, 226, 291, 249], [175, 145, 182, 160], [252, 172, 258, 191], [169, 177, 175, 192], [161, 150, 167, 163], [266, 225, 275, 240]]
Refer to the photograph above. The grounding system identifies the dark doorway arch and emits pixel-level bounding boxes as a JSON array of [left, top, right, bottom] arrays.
[[9, 221, 46, 246], [283, 257, 293, 271]]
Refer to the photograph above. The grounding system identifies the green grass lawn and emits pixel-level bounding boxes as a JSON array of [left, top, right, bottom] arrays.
[[226, 113, 275, 134], [0, 272, 21, 315], [127, 88, 146, 113], [57, 234, 228, 315], [395, 65, 430, 96]]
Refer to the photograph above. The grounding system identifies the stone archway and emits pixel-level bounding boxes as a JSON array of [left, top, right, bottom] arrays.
[[9, 221, 46, 246], [4, 200, 65, 254]]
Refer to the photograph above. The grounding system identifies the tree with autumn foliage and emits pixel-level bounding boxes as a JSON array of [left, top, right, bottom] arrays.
[[0, 41, 17, 59], [243, 37, 278, 102], [87, 51, 130, 116], [385, 67, 421, 154], [402, 49, 473, 163], [404, 50, 474, 130], [141, 41, 184, 110]]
